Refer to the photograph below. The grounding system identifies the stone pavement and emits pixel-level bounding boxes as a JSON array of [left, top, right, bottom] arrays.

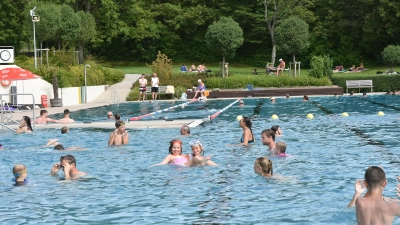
[[91, 74, 141, 103]]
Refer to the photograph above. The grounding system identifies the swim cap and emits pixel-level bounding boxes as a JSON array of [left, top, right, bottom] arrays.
[[189, 140, 202, 147]]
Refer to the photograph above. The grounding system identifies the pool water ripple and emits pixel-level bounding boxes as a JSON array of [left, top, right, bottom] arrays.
[[1, 96, 400, 224]]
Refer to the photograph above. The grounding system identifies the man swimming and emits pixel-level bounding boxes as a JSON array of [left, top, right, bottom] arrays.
[[35, 110, 59, 124], [50, 155, 86, 180], [108, 120, 129, 146]]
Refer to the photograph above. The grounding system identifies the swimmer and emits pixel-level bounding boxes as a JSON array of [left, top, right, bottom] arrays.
[[58, 109, 75, 124], [0, 143, 3, 149], [107, 111, 114, 119], [285, 94, 290, 98], [35, 110, 59, 124], [347, 166, 400, 225], [16, 116, 33, 133], [50, 154, 86, 180], [53, 144, 84, 151], [275, 142, 287, 157], [303, 95, 309, 101], [261, 129, 276, 154], [108, 120, 129, 146], [239, 100, 244, 106], [189, 140, 217, 166], [61, 126, 69, 134], [114, 114, 121, 121], [151, 139, 190, 167], [254, 157, 273, 177], [180, 124, 190, 136], [13, 164, 28, 186], [271, 125, 282, 136], [46, 139, 61, 146], [239, 116, 255, 146], [270, 97, 276, 103]]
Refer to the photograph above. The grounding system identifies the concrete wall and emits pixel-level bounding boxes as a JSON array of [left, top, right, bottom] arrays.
[[1, 78, 107, 107]]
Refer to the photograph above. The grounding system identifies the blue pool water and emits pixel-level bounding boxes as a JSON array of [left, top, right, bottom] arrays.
[[1, 95, 400, 224]]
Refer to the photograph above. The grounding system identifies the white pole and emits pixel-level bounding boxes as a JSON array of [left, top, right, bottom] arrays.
[[33, 21, 37, 68], [84, 64, 90, 103]]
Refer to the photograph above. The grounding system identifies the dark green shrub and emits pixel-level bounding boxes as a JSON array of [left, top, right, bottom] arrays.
[[310, 55, 333, 78]]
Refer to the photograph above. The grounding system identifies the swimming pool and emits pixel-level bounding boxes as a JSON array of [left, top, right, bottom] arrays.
[[1, 95, 400, 224]]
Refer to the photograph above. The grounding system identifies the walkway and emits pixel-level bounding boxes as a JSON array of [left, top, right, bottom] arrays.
[[91, 74, 141, 103]]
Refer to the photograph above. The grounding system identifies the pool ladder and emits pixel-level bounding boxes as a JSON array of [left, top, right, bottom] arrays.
[[0, 100, 18, 132], [111, 88, 120, 104]]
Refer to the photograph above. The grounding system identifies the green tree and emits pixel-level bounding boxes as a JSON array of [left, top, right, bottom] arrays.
[[260, 0, 313, 65], [382, 45, 400, 73], [275, 16, 309, 77], [0, 0, 27, 50], [76, 11, 96, 64], [56, 4, 79, 48], [205, 17, 244, 77], [33, 3, 61, 49]]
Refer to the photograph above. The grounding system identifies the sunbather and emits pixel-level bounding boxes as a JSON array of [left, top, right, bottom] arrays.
[[356, 63, 364, 71], [348, 65, 356, 71], [333, 65, 344, 72]]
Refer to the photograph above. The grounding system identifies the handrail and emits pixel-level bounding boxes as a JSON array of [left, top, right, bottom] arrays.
[[111, 88, 120, 104], [0, 94, 36, 132]]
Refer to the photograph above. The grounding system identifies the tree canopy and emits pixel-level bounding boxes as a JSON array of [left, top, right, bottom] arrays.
[[0, 0, 398, 67]]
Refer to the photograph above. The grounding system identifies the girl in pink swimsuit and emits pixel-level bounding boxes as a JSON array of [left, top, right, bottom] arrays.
[[151, 139, 190, 167]]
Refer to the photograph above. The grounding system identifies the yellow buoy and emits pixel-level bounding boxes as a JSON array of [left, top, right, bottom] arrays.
[[306, 113, 314, 119], [236, 115, 243, 121], [342, 112, 349, 117], [271, 114, 279, 120], [377, 111, 385, 116]]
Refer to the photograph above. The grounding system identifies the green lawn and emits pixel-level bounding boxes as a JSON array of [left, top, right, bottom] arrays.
[[100, 61, 400, 77]]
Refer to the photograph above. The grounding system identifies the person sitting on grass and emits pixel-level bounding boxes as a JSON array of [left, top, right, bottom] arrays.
[[348, 65, 356, 71], [181, 64, 188, 72], [356, 63, 364, 71], [189, 63, 196, 72]]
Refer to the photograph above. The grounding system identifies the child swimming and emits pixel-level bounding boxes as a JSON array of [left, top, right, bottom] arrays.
[[254, 157, 273, 177], [189, 140, 217, 166], [13, 164, 28, 186], [275, 142, 287, 157], [151, 139, 190, 167]]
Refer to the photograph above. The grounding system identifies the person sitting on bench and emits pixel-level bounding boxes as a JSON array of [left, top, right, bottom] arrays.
[[276, 59, 285, 75], [193, 79, 206, 100]]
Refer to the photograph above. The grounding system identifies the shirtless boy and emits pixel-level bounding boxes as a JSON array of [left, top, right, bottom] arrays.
[[348, 166, 400, 225], [50, 155, 86, 180], [108, 120, 129, 146], [58, 109, 75, 124], [35, 110, 59, 124]]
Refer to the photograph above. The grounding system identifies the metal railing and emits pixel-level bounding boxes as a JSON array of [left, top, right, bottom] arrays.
[[111, 88, 120, 104], [0, 94, 36, 132]]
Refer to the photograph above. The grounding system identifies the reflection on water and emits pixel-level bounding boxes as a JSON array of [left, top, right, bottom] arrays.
[[1, 95, 400, 223]]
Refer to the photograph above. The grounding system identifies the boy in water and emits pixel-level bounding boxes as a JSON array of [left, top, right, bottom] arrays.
[[50, 155, 86, 180], [13, 164, 28, 186], [348, 166, 400, 225], [108, 120, 129, 146]]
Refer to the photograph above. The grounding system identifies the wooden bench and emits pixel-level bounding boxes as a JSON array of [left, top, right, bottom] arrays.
[[146, 86, 174, 99], [346, 80, 373, 93]]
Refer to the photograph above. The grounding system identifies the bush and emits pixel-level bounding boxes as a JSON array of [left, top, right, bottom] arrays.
[[331, 74, 400, 92], [309, 55, 333, 78], [148, 51, 173, 81], [205, 75, 332, 89], [15, 57, 124, 87]]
